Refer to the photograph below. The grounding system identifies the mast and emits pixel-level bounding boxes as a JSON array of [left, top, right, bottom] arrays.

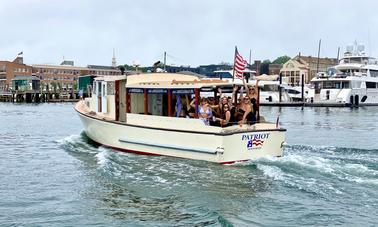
[[249, 49, 252, 65], [163, 51, 166, 72], [316, 39, 321, 74], [337, 47, 340, 62], [232, 46, 237, 82]]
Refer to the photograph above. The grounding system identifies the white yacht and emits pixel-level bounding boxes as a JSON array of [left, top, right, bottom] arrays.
[[75, 73, 286, 164], [308, 42, 378, 106]]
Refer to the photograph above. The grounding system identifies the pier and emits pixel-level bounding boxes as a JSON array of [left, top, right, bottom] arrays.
[[0, 91, 79, 103]]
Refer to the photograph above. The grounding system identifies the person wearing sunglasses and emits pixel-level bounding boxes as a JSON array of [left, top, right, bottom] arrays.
[[213, 104, 231, 127]]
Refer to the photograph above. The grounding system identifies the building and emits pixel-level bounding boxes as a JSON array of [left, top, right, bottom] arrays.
[[32, 61, 89, 94], [280, 55, 337, 85], [87, 65, 121, 76], [0, 56, 32, 91], [12, 75, 40, 92], [268, 63, 283, 75]]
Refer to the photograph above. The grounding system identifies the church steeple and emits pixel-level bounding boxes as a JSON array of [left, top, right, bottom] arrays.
[[112, 49, 117, 67]]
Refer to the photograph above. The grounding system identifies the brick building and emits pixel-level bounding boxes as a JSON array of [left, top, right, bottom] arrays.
[[0, 56, 32, 91], [32, 61, 89, 94]]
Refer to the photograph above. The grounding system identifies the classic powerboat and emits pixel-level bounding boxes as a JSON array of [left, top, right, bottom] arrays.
[[75, 73, 286, 164], [308, 42, 378, 106]]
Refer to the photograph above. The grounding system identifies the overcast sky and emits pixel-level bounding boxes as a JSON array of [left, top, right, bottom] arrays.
[[0, 0, 377, 67]]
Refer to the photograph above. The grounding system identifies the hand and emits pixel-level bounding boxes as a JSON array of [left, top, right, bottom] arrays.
[[233, 86, 238, 92], [218, 87, 222, 93]]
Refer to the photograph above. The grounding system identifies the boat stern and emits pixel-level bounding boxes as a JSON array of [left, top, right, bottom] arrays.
[[219, 125, 286, 164]]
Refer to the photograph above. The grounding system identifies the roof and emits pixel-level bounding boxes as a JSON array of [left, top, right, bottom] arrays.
[[32, 64, 89, 70], [126, 73, 229, 89], [12, 75, 40, 80], [294, 55, 338, 65], [87, 65, 120, 70], [94, 75, 127, 82]]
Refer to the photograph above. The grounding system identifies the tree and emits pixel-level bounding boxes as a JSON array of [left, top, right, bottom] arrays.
[[272, 55, 291, 64]]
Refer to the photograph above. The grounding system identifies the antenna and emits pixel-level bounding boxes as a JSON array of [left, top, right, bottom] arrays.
[[163, 51, 166, 72], [337, 47, 340, 61], [316, 39, 321, 74]]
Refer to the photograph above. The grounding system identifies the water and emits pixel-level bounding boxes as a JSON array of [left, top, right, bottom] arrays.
[[0, 103, 377, 226]]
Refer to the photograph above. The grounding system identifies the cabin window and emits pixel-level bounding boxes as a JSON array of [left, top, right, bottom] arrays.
[[130, 93, 145, 114], [366, 82, 377, 89], [370, 70, 378, 77], [341, 81, 350, 88]]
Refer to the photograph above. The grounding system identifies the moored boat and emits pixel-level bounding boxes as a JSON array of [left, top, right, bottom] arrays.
[[75, 73, 286, 164], [308, 42, 378, 106]]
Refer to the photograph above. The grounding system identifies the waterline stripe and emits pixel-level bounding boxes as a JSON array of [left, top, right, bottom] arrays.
[[118, 138, 217, 154]]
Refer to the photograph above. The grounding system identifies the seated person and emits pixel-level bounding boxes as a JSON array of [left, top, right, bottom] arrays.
[[198, 97, 213, 125], [237, 96, 257, 125], [186, 95, 197, 118], [213, 104, 232, 127]]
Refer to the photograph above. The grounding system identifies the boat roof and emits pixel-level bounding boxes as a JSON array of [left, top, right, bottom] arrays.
[[94, 75, 127, 82], [126, 73, 230, 89]]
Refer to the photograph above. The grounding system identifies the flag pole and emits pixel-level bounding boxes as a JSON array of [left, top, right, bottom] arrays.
[[232, 46, 236, 82]]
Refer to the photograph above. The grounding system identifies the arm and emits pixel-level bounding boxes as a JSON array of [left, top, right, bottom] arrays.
[[239, 86, 244, 100], [185, 95, 190, 110], [243, 78, 249, 92], [231, 85, 238, 105], [239, 106, 252, 124], [223, 111, 231, 125]]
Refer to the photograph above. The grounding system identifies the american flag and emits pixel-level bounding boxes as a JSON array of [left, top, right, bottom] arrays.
[[233, 47, 248, 79]]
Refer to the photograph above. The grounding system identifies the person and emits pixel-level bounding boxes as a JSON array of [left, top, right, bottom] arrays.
[[243, 79, 259, 121], [186, 95, 197, 118], [78, 89, 84, 100], [213, 104, 231, 127], [198, 97, 213, 125], [237, 96, 256, 125]]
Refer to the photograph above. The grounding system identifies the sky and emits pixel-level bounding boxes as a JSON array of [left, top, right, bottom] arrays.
[[0, 0, 377, 67]]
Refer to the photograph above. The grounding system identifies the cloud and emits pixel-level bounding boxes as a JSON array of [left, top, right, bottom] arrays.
[[0, 0, 377, 66]]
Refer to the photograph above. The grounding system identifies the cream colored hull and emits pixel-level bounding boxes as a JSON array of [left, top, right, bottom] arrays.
[[76, 105, 285, 164]]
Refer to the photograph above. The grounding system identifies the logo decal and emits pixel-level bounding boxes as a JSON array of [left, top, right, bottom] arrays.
[[242, 133, 269, 150]]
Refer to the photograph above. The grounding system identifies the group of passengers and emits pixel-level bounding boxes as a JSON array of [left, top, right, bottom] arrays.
[[176, 82, 259, 127]]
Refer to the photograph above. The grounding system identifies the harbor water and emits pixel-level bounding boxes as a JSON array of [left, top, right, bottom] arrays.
[[0, 103, 377, 226]]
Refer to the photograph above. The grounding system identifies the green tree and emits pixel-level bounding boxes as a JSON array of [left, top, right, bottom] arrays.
[[272, 55, 291, 64]]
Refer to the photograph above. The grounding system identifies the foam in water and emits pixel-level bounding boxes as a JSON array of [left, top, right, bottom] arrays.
[[95, 148, 109, 167]]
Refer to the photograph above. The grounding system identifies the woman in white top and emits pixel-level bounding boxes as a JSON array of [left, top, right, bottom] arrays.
[[198, 97, 212, 125]]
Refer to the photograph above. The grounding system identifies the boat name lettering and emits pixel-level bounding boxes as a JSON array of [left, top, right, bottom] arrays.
[[242, 133, 270, 141]]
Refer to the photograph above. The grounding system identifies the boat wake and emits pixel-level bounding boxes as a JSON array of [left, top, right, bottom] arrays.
[[253, 144, 378, 197], [57, 133, 378, 225]]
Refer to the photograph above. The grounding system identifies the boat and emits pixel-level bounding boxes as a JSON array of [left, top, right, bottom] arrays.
[[209, 70, 291, 103], [308, 42, 378, 106], [75, 73, 286, 164]]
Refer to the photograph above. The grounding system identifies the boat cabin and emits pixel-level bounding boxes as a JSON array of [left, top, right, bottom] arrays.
[[87, 73, 258, 126]]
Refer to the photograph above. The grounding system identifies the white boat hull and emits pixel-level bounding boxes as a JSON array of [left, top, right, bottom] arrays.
[[76, 103, 286, 164]]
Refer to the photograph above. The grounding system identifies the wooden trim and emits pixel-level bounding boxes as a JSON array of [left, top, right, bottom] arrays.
[[168, 90, 172, 117], [126, 89, 130, 113], [115, 80, 120, 121], [195, 88, 200, 114], [144, 88, 148, 114]]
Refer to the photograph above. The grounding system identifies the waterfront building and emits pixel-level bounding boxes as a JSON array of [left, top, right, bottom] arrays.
[[12, 75, 40, 92], [87, 65, 121, 76], [0, 56, 32, 91], [32, 61, 89, 95], [280, 56, 337, 85], [268, 63, 283, 75]]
